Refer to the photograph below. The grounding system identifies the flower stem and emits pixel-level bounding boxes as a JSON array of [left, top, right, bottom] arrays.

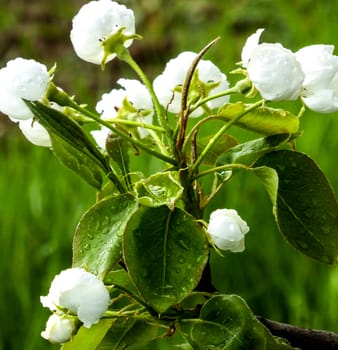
[[71, 103, 177, 166], [118, 49, 171, 135]]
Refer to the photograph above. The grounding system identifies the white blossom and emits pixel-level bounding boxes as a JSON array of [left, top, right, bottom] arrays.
[[92, 78, 153, 147], [41, 314, 76, 344], [18, 119, 52, 147], [296, 44, 338, 113], [207, 209, 249, 252], [40, 268, 110, 328], [153, 51, 230, 117], [0, 58, 49, 120], [70, 0, 135, 65], [242, 30, 304, 101]]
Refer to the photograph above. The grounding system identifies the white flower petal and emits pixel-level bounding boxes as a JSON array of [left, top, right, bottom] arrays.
[[18, 119, 52, 147], [241, 28, 264, 67]]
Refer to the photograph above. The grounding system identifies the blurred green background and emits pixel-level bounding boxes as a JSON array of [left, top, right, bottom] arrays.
[[1, 0, 338, 349]]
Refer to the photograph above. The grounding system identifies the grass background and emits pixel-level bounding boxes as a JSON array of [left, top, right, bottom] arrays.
[[0, 0, 338, 349]]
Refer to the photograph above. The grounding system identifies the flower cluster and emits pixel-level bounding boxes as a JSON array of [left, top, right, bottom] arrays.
[[40, 268, 110, 343], [242, 28, 338, 112], [1, 0, 338, 346]]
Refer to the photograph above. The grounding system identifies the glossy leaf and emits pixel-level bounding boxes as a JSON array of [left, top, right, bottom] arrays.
[[123, 206, 209, 313], [135, 172, 183, 209], [218, 102, 299, 135], [179, 294, 296, 349], [61, 319, 113, 350], [255, 150, 338, 264], [51, 133, 103, 189], [73, 194, 138, 278]]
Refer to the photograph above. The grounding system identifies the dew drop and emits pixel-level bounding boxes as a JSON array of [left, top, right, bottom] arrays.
[[178, 256, 185, 264]]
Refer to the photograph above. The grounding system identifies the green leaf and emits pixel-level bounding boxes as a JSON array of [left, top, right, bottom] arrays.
[[26, 101, 113, 189], [135, 172, 183, 209], [217, 133, 294, 168], [106, 133, 130, 176], [51, 133, 103, 189], [123, 206, 209, 313], [179, 295, 297, 350], [61, 319, 113, 350], [96, 318, 159, 350], [26, 101, 107, 168], [73, 194, 138, 278], [255, 150, 338, 264], [218, 102, 299, 135]]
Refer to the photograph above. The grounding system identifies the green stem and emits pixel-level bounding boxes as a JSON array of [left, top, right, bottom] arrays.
[[189, 86, 238, 114], [71, 103, 176, 166], [191, 99, 264, 174], [118, 49, 170, 135], [107, 118, 165, 132]]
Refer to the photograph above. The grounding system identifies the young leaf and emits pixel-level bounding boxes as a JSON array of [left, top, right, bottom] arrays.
[[61, 319, 113, 350], [217, 133, 294, 168], [218, 102, 299, 135], [51, 133, 103, 189], [123, 206, 209, 314], [26, 101, 107, 168], [179, 294, 297, 349], [135, 172, 183, 209], [73, 194, 138, 278], [255, 150, 338, 264]]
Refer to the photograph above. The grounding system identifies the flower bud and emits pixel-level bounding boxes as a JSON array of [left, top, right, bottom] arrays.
[[40, 268, 110, 328], [242, 29, 304, 101], [70, 0, 136, 65], [207, 209, 249, 252], [153, 51, 230, 117], [41, 314, 76, 344], [0, 58, 50, 120]]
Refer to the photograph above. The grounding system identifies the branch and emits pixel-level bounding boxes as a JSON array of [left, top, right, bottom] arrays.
[[256, 316, 338, 350]]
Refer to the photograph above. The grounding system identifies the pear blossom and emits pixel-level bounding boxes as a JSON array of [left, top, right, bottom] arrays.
[[153, 51, 230, 117], [92, 78, 153, 147], [242, 29, 304, 101], [41, 314, 76, 344], [296, 45, 338, 113], [207, 209, 249, 252], [41, 268, 110, 328], [18, 119, 52, 147], [0, 58, 50, 120], [70, 0, 135, 65]]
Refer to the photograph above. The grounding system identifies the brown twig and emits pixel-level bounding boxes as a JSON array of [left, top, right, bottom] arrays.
[[256, 316, 338, 350]]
